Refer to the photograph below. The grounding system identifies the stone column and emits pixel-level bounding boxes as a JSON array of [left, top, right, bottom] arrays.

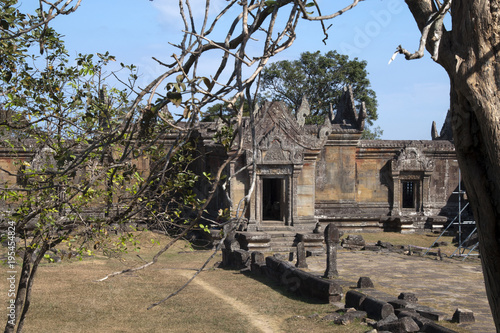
[[392, 174, 401, 215], [296, 241, 308, 269], [324, 223, 340, 279]]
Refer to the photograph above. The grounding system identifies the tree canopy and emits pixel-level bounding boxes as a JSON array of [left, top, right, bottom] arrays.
[[260, 51, 380, 137], [203, 51, 382, 138]]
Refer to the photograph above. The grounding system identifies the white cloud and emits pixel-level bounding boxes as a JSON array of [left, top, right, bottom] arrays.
[[151, 0, 227, 28]]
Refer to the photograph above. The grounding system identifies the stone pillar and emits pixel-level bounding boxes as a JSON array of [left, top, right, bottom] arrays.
[[422, 171, 432, 213], [324, 223, 340, 278], [392, 173, 401, 215], [254, 174, 261, 224], [295, 241, 308, 269]]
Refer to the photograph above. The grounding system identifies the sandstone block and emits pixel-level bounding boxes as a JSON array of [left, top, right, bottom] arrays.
[[451, 308, 475, 323]]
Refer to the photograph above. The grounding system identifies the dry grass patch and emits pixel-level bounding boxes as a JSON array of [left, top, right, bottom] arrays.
[[1, 231, 369, 333]]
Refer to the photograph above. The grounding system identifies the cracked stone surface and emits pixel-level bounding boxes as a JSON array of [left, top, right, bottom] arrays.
[[305, 250, 495, 333]]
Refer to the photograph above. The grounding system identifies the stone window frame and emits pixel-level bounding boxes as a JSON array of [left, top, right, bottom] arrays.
[[390, 147, 434, 216]]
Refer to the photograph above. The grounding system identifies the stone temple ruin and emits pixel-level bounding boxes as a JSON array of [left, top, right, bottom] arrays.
[[196, 87, 460, 252], [0, 87, 460, 253]]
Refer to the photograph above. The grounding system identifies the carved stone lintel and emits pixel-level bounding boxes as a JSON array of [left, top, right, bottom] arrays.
[[391, 147, 435, 173]]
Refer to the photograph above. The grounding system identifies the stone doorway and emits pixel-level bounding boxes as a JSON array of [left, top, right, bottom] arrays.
[[262, 178, 285, 221]]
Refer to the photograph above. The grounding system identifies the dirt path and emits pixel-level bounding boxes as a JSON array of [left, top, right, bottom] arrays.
[[178, 270, 280, 333]]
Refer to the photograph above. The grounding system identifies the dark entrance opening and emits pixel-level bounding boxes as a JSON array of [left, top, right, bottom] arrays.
[[402, 181, 416, 208], [262, 178, 282, 220]]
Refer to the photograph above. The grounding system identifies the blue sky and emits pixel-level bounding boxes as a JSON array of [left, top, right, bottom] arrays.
[[44, 0, 450, 140]]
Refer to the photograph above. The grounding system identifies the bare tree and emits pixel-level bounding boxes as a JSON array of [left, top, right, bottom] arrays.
[[390, 1, 500, 330], [149, 2, 500, 329], [2, 1, 364, 331], [6, 0, 500, 332]]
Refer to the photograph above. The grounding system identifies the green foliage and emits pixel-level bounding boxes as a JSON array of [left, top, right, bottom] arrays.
[[260, 50, 380, 137], [0, 3, 209, 331], [201, 96, 252, 122], [362, 126, 384, 140]]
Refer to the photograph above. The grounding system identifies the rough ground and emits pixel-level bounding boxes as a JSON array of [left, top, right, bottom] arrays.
[[306, 250, 495, 333]]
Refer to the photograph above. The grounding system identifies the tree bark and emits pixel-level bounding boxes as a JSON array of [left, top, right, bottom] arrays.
[[406, 1, 500, 331]]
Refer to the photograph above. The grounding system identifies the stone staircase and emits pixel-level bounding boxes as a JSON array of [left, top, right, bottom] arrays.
[[259, 220, 297, 252]]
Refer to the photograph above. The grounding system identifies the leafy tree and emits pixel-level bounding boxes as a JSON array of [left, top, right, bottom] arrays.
[[260, 50, 381, 138], [4, 0, 500, 332], [0, 3, 212, 332], [202, 97, 251, 122]]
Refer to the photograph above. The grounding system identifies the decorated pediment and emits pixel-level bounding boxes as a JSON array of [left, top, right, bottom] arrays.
[[391, 147, 435, 173], [242, 100, 328, 165]]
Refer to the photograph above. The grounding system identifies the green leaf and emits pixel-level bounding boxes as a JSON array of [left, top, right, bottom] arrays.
[[202, 77, 213, 90], [167, 91, 182, 107]]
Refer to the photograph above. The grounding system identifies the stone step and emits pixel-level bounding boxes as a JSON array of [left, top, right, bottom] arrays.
[[269, 246, 296, 253], [259, 226, 294, 232], [271, 240, 295, 246], [266, 230, 296, 236]]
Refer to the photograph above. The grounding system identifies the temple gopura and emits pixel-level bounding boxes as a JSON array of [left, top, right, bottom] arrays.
[[196, 87, 459, 247], [0, 87, 460, 250]]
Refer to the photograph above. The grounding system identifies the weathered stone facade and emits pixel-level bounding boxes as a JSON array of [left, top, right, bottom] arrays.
[[0, 87, 459, 242], [219, 87, 459, 237]]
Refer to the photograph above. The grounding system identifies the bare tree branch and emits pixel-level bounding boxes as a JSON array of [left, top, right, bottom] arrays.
[[396, 0, 451, 61]]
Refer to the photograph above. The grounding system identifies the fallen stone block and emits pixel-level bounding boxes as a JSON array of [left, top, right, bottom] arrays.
[[398, 292, 418, 303], [294, 269, 342, 303], [415, 305, 447, 321], [394, 308, 419, 319], [377, 240, 394, 248], [421, 322, 459, 333], [361, 296, 395, 321], [397, 309, 428, 322], [364, 317, 377, 326], [363, 245, 382, 251], [339, 310, 367, 321], [375, 313, 398, 328], [341, 234, 366, 249], [321, 312, 341, 321], [333, 310, 367, 325], [357, 276, 374, 288], [250, 262, 265, 274], [378, 316, 420, 333], [233, 249, 250, 269], [267, 255, 342, 303], [389, 299, 417, 310], [345, 290, 367, 310], [251, 251, 265, 265], [451, 308, 475, 323]]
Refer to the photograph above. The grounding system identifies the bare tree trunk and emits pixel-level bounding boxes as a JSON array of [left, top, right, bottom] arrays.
[[4, 241, 49, 333], [448, 2, 500, 330], [405, 0, 500, 330]]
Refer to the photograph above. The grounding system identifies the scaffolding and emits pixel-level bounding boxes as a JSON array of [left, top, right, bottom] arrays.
[[424, 169, 479, 260]]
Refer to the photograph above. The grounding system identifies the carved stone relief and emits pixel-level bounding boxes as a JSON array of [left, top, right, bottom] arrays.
[[390, 146, 434, 216], [391, 147, 435, 173]]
